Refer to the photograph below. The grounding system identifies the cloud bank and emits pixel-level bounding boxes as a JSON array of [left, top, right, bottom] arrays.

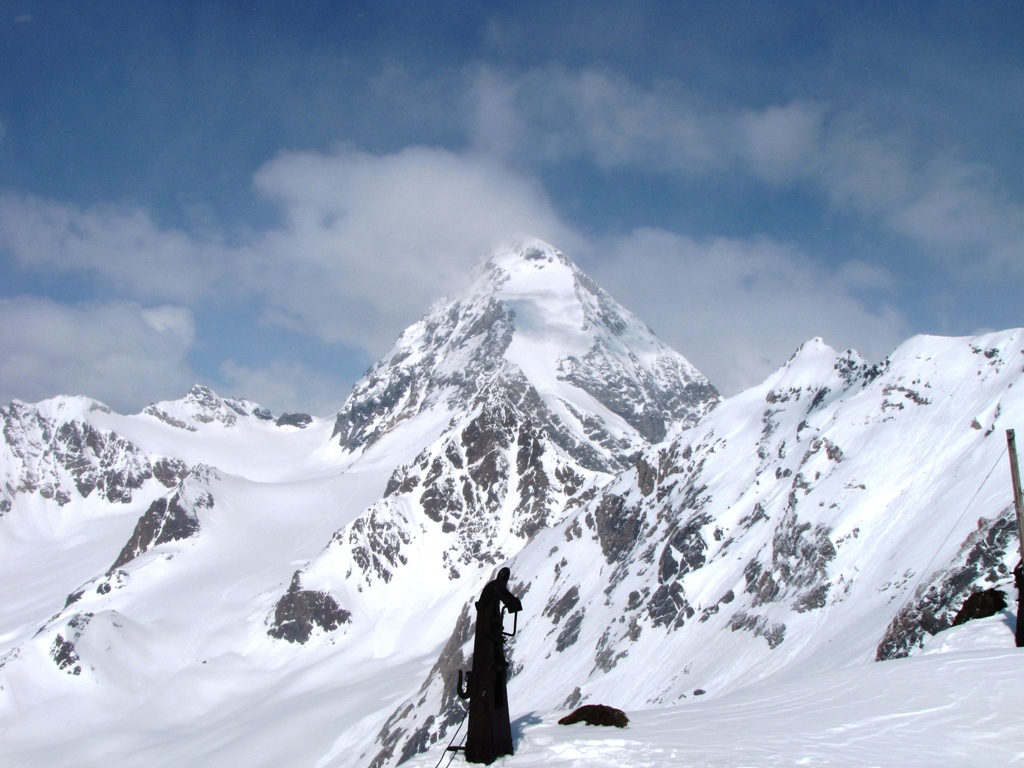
[[0, 54, 1019, 412], [468, 66, 1024, 272], [246, 145, 580, 351], [0, 298, 194, 412], [590, 229, 906, 395]]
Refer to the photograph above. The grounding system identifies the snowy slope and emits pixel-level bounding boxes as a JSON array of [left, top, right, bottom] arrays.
[[404, 617, 1024, 768], [0, 387, 413, 768], [2, 240, 1024, 768], [366, 330, 1024, 766]]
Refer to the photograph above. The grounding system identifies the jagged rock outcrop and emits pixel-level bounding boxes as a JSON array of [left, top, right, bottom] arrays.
[[267, 572, 352, 643], [49, 612, 92, 676], [0, 398, 168, 513], [109, 466, 216, 570], [273, 241, 714, 653], [875, 508, 1018, 660], [366, 331, 1024, 767], [276, 412, 313, 428], [952, 587, 1008, 626], [558, 703, 629, 728]]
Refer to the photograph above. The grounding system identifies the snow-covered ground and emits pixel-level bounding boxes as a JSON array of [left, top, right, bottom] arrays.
[[409, 615, 1023, 768]]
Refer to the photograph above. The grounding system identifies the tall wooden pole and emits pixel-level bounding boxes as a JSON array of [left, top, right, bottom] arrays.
[[1007, 430, 1024, 562], [1005, 429, 1024, 647]]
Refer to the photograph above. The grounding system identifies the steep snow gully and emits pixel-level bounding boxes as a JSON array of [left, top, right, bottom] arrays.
[[2, 239, 1024, 768]]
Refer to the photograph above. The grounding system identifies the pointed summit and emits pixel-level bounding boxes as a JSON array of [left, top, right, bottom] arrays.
[[332, 240, 718, 469]]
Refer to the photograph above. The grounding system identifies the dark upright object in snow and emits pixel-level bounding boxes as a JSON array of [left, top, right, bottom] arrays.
[[1006, 431, 1024, 647], [457, 567, 523, 764], [1014, 561, 1024, 648]]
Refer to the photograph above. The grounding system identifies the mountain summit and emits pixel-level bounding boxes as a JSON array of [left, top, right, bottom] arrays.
[[332, 239, 719, 470]]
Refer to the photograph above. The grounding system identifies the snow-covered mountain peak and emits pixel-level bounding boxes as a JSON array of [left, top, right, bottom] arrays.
[[475, 242, 587, 346], [760, 337, 855, 399], [474, 237, 572, 282], [332, 240, 719, 468], [4, 394, 111, 424], [141, 384, 272, 430]]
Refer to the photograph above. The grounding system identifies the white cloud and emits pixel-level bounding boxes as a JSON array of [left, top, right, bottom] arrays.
[[739, 102, 826, 183], [5, 73, 1015, 412], [0, 139, 915, 411], [217, 359, 348, 418], [0, 298, 196, 411], [468, 66, 835, 182], [468, 67, 1024, 278], [813, 122, 915, 217], [0, 145, 580, 359], [246, 144, 581, 353], [467, 66, 722, 173], [886, 157, 1024, 268], [0, 193, 227, 301], [141, 305, 196, 342], [0, 146, 585, 411], [589, 229, 908, 395], [464, 67, 526, 161], [812, 127, 1024, 274]]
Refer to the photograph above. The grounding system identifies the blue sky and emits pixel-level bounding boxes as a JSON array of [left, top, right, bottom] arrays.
[[1, 1, 1022, 416]]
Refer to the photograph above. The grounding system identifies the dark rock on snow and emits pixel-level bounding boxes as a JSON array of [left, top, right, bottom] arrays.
[[267, 573, 352, 644], [558, 704, 629, 728]]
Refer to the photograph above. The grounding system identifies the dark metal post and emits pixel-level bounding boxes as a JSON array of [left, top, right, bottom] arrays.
[[456, 567, 523, 764], [1006, 430, 1024, 647]]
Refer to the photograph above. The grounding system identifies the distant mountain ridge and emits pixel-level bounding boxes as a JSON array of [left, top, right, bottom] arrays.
[[0, 241, 1022, 768]]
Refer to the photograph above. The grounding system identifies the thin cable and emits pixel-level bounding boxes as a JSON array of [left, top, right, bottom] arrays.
[[888, 445, 1008, 637], [434, 710, 467, 768]]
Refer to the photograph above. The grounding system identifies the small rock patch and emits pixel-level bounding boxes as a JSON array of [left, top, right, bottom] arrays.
[[558, 704, 629, 728]]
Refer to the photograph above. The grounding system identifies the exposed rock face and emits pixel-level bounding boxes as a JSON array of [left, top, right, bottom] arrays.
[[109, 467, 216, 570], [0, 398, 162, 513], [743, 507, 836, 609], [5, 242, 1024, 768], [276, 413, 313, 429], [558, 342, 717, 444], [64, 569, 130, 608], [153, 457, 189, 488], [332, 296, 516, 453], [875, 510, 1018, 660], [394, 395, 585, 567], [280, 386, 597, 618], [366, 331, 1024, 768], [50, 613, 92, 676], [952, 587, 1007, 626], [267, 573, 352, 644]]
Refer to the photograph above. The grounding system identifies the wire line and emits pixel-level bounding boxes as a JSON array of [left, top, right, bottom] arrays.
[[884, 444, 1009, 656]]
